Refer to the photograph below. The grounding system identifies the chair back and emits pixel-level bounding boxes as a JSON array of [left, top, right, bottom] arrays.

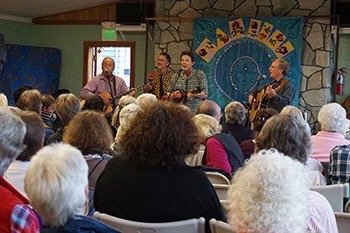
[[93, 211, 205, 233], [213, 184, 230, 201], [209, 218, 235, 233], [205, 172, 231, 185], [335, 212, 350, 233], [310, 183, 349, 212]]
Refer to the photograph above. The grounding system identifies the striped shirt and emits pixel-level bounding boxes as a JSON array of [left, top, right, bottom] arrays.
[[306, 191, 338, 233]]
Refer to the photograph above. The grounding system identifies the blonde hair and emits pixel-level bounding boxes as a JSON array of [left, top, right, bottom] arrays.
[[55, 93, 80, 126], [192, 114, 221, 139]]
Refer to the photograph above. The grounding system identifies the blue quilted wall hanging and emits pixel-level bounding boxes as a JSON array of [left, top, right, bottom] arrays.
[[0, 44, 61, 105], [193, 16, 303, 109]]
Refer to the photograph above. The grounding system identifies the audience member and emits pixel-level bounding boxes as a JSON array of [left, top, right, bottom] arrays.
[[114, 103, 142, 144], [24, 143, 119, 233], [111, 95, 136, 130], [16, 89, 54, 146], [187, 113, 222, 166], [41, 94, 56, 129], [13, 85, 33, 106], [196, 100, 222, 122], [135, 93, 158, 109], [239, 108, 278, 159], [0, 107, 40, 233], [81, 95, 104, 112], [16, 89, 42, 114], [47, 93, 80, 144], [280, 105, 325, 179], [329, 145, 350, 184], [228, 149, 309, 233], [51, 89, 70, 132], [311, 103, 350, 163], [63, 110, 114, 189], [280, 105, 304, 119], [53, 89, 70, 99], [255, 114, 338, 233], [191, 113, 244, 177], [222, 101, 254, 144], [94, 102, 225, 232], [5, 111, 45, 195]]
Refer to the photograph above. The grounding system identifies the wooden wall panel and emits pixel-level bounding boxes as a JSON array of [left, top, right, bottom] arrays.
[[32, 3, 116, 24]]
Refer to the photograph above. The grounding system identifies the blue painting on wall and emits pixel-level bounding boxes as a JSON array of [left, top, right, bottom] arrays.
[[0, 44, 61, 105]]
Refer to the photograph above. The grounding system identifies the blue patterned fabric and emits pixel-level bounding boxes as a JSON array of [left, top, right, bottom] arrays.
[[193, 17, 303, 109], [0, 44, 61, 105]]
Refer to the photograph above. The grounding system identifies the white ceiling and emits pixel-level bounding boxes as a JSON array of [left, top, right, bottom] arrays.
[[0, 0, 118, 19]]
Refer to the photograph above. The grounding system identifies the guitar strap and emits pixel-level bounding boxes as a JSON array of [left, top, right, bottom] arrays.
[[106, 75, 117, 110], [159, 73, 164, 97]]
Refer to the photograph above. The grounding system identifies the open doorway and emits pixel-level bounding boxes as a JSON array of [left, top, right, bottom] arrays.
[[83, 41, 136, 88]]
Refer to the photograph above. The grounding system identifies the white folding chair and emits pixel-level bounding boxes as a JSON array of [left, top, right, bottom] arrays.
[[93, 211, 205, 233], [209, 218, 235, 233], [213, 184, 230, 201], [335, 212, 350, 233], [310, 183, 349, 212], [205, 172, 231, 185]]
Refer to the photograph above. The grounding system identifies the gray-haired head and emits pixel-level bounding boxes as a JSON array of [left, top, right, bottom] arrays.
[[256, 114, 311, 164], [0, 107, 26, 176], [224, 101, 246, 125]]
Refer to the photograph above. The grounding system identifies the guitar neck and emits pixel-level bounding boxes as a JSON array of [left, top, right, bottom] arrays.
[[114, 83, 145, 99]]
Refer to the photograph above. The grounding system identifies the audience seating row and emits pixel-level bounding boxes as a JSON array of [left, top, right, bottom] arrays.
[[310, 183, 349, 212], [95, 210, 350, 233], [94, 211, 237, 233]]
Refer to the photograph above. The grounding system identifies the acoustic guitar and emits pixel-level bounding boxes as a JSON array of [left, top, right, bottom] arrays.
[[249, 81, 284, 122], [98, 83, 146, 113]]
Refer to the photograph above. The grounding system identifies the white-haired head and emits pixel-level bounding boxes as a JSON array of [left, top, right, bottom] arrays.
[[115, 103, 142, 142], [111, 95, 136, 129], [119, 95, 136, 107], [24, 143, 88, 227], [192, 113, 221, 139], [227, 149, 308, 233], [135, 93, 157, 109], [318, 103, 348, 134]]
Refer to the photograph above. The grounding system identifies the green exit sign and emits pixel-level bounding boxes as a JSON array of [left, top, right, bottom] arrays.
[[102, 29, 117, 41]]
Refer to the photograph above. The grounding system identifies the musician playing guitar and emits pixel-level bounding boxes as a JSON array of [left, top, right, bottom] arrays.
[[249, 59, 295, 121], [80, 56, 135, 110], [168, 51, 208, 113]]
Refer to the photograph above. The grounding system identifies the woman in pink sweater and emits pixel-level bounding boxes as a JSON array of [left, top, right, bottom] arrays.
[[311, 103, 350, 163]]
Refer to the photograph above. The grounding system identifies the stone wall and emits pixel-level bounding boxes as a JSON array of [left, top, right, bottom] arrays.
[[153, 0, 333, 128]]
